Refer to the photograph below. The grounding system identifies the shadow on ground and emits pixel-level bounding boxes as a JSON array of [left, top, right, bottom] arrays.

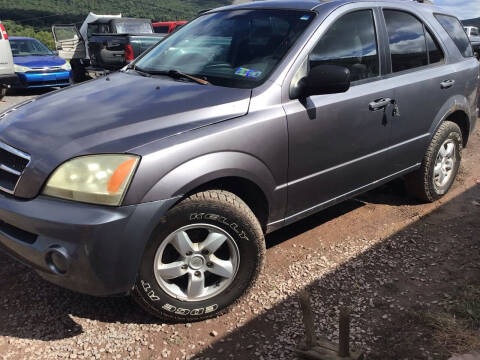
[[0, 181, 478, 360], [192, 184, 480, 359]]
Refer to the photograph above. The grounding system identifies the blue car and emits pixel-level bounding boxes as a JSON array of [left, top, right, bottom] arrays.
[[10, 37, 72, 88]]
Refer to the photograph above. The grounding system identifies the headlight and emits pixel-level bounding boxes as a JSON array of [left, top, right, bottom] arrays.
[[14, 64, 31, 73], [43, 155, 140, 206], [60, 61, 71, 71]]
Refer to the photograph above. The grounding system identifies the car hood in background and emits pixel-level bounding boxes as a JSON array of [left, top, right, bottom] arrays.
[[0, 71, 251, 199], [13, 55, 67, 68]]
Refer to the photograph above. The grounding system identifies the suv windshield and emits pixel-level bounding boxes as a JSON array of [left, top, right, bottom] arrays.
[[10, 38, 53, 57], [134, 9, 315, 88]]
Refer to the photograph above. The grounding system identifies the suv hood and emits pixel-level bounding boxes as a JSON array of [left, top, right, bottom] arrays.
[[0, 71, 251, 198]]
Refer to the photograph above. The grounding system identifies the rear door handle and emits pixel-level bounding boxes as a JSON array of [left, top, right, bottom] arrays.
[[369, 98, 392, 111], [440, 79, 455, 89]]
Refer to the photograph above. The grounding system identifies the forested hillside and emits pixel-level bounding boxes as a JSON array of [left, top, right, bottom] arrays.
[[1, 0, 231, 25], [463, 17, 480, 29], [0, 0, 231, 48]]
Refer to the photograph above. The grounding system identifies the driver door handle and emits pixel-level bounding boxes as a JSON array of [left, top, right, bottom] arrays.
[[369, 98, 392, 111]]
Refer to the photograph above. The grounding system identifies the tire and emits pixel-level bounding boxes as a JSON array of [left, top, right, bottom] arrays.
[[132, 190, 265, 322], [0, 87, 6, 101], [406, 121, 462, 202], [70, 59, 86, 83]]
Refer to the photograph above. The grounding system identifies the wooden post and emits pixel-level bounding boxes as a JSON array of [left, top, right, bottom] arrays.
[[299, 289, 315, 349], [338, 307, 350, 358]]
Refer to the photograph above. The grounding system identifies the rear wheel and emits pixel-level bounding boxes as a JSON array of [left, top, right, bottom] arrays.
[[132, 190, 265, 322], [406, 121, 462, 202]]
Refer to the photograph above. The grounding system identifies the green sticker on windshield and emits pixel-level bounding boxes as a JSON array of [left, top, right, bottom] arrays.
[[235, 67, 262, 79]]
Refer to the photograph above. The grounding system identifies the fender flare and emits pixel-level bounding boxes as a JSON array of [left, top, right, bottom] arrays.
[[141, 151, 279, 208], [429, 95, 471, 142]]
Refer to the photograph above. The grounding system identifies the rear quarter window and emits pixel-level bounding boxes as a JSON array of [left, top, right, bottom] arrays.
[[435, 14, 473, 58]]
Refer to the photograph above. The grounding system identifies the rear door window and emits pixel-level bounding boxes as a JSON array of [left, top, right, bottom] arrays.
[[435, 14, 473, 57], [384, 10, 428, 72], [425, 29, 444, 64], [310, 10, 379, 82]]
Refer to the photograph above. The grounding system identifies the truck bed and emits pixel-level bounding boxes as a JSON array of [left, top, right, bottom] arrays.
[[88, 33, 163, 70]]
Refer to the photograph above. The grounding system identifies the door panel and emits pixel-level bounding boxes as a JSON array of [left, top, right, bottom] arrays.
[[381, 10, 454, 171], [388, 65, 455, 171], [285, 82, 393, 217], [52, 25, 86, 60]]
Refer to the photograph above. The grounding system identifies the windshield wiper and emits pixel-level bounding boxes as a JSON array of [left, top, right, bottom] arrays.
[[167, 70, 210, 85], [127, 65, 152, 77], [141, 69, 209, 85], [125, 66, 209, 85]]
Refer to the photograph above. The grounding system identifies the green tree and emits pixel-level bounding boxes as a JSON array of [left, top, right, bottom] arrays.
[[3, 20, 55, 49]]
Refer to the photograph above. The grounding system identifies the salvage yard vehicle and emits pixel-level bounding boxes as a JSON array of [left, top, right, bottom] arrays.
[[52, 13, 163, 81], [152, 21, 187, 34], [10, 37, 72, 89], [0, 0, 477, 322], [0, 22, 17, 99], [464, 25, 480, 39]]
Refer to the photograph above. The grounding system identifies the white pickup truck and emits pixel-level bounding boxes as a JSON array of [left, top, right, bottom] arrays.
[[0, 22, 17, 100]]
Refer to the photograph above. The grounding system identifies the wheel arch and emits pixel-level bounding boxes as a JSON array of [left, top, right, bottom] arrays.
[[140, 152, 281, 232], [430, 96, 472, 147], [444, 110, 470, 147]]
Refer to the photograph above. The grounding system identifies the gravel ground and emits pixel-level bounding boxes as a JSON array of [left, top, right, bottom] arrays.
[[0, 88, 49, 111], [0, 90, 479, 360]]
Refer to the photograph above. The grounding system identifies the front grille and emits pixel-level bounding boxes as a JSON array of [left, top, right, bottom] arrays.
[[26, 67, 63, 74], [0, 142, 30, 195], [28, 79, 69, 86]]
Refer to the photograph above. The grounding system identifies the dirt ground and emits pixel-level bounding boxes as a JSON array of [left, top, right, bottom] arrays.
[[0, 90, 479, 360]]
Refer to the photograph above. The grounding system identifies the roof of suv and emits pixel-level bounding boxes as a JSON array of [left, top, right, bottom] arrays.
[[213, 0, 446, 14]]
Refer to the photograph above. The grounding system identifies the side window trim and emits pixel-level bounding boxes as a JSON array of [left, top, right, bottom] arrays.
[[423, 24, 445, 65], [380, 7, 447, 76], [309, 8, 382, 86]]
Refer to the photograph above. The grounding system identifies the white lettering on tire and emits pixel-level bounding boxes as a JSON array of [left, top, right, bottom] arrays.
[[189, 213, 249, 241], [141, 280, 219, 316]]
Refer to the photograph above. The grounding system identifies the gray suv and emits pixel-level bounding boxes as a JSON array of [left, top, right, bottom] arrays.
[[0, 0, 478, 321]]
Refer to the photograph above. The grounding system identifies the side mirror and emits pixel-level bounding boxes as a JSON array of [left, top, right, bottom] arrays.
[[296, 64, 351, 98]]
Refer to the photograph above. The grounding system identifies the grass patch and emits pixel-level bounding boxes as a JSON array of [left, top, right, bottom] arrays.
[[426, 286, 480, 355]]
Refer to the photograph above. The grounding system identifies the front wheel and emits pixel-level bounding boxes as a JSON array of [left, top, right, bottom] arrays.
[[406, 121, 462, 202], [0, 87, 6, 101], [132, 190, 265, 322]]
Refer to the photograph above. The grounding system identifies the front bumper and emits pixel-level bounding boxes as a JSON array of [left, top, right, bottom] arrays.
[[14, 70, 71, 88], [0, 193, 179, 296]]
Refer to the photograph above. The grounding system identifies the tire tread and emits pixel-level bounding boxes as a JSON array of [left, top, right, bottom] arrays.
[[132, 189, 265, 322], [406, 121, 462, 202]]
